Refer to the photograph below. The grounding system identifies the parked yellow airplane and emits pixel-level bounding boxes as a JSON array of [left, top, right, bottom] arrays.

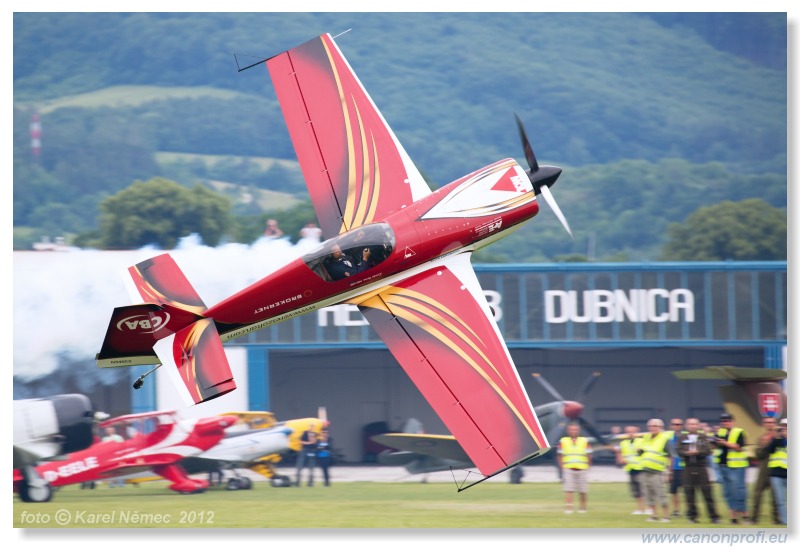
[[121, 409, 328, 489]]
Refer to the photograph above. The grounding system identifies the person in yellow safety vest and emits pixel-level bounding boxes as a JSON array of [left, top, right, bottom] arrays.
[[713, 413, 749, 524], [615, 425, 645, 514], [638, 418, 673, 522], [558, 422, 592, 514], [764, 418, 787, 525]]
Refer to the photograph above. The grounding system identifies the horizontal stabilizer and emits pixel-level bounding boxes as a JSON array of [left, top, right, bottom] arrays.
[[96, 304, 202, 368], [672, 366, 787, 382], [126, 253, 207, 314], [372, 433, 472, 464], [153, 318, 236, 406]]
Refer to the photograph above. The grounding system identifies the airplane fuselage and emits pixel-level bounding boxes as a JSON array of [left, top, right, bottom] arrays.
[[15, 416, 234, 489], [206, 158, 540, 340], [200, 426, 292, 463]]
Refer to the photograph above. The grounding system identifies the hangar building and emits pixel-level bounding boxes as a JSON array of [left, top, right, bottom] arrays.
[[127, 260, 787, 463]]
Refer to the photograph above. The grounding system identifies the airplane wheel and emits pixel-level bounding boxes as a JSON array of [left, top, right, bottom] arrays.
[[239, 477, 253, 490], [19, 481, 53, 503], [226, 478, 241, 490], [271, 475, 291, 488]]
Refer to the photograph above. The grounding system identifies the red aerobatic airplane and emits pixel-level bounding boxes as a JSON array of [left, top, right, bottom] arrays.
[[96, 32, 572, 489], [13, 410, 236, 501]]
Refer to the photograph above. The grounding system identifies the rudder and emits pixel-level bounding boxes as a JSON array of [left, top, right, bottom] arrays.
[[96, 303, 203, 368]]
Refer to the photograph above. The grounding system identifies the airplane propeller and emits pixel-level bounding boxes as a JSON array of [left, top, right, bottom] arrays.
[[514, 113, 573, 239], [531, 372, 565, 402], [531, 371, 607, 447], [574, 371, 602, 403]]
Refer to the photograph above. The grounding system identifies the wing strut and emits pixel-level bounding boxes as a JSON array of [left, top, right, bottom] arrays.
[[450, 448, 549, 492], [450, 466, 484, 491], [234, 53, 270, 73]]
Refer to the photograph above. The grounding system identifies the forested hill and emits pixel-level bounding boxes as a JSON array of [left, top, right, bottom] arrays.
[[12, 13, 787, 260]]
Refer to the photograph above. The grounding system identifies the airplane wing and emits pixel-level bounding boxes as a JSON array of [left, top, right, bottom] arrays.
[[672, 366, 787, 381], [223, 411, 278, 431], [355, 253, 549, 481], [13, 444, 59, 470], [266, 33, 431, 238], [371, 433, 472, 465], [373, 430, 611, 476]]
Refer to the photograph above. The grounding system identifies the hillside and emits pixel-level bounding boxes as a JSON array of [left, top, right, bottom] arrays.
[[12, 12, 787, 259]]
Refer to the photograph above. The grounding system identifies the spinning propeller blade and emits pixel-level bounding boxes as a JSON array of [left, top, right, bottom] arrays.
[[574, 371, 601, 403], [540, 184, 573, 239], [514, 113, 573, 239], [577, 416, 608, 447], [532, 372, 565, 402]]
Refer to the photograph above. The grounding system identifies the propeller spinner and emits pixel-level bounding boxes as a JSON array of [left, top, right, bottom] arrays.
[[514, 113, 573, 239], [532, 371, 608, 447]]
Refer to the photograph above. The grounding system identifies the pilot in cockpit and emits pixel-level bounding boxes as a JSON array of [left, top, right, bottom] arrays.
[[325, 244, 358, 281]]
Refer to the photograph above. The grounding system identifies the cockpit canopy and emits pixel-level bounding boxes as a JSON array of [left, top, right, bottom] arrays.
[[303, 223, 395, 282]]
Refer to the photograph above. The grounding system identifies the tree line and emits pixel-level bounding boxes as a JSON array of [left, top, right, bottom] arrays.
[[13, 12, 787, 261]]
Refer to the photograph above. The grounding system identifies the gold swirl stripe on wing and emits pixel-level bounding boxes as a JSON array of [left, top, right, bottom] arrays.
[[354, 101, 369, 227], [380, 291, 500, 381], [351, 102, 376, 229], [364, 133, 381, 226], [384, 299, 543, 450], [351, 130, 381, 229], [323, 36, 382, 232], [321, 37, 356, 235], [381, 286, 482, 341]]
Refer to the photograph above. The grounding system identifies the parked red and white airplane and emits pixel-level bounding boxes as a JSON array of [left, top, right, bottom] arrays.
[[14, 393, 97, 502], [96, 32, 572, 490], [122, 411, 328, 489], [13, 410, 236, 501]]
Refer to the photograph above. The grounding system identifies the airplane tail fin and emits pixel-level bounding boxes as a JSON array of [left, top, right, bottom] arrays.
[[96, 254, 235, 405], [96, 303, 202, 368]]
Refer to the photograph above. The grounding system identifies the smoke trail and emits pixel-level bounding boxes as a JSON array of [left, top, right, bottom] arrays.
[[13, 234, 321, 381]]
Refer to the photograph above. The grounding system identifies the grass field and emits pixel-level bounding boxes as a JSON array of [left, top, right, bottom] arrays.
[[13, 480, 786, 530]]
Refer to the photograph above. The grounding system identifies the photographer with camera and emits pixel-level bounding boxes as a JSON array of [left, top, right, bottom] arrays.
[[764, 418, 787, 525], [677, 418, 720, 524]]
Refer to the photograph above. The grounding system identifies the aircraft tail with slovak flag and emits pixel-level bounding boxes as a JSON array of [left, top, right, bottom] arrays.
[[96, 254, 236, 405]]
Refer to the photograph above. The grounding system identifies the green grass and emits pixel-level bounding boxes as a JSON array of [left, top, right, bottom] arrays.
[[13, 481, 783, 529]]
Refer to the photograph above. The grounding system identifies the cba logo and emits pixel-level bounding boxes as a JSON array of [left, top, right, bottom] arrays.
[[116, 312, 171, 334]]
